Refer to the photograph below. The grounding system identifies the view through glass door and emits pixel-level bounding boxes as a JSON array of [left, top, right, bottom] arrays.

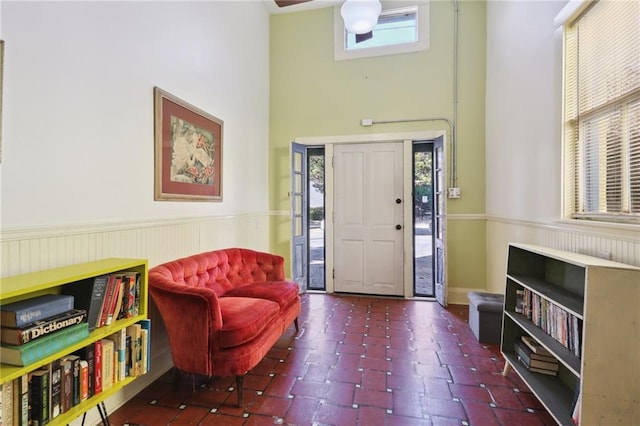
[[413, 142, 435, 297], [308, 147, 325, 290]]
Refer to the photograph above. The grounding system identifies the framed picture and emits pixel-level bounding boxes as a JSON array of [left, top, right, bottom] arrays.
[[154, 87, 223, 201]]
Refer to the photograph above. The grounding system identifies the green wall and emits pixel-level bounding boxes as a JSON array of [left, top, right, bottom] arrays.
[[269, 1, 487, 292]]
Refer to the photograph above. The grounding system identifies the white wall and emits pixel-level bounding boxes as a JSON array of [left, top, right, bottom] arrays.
[[485, 0, 640, 294], [1, 1, 270, 230], [486, 0, 564, 222], [0, 3, 271, 424]]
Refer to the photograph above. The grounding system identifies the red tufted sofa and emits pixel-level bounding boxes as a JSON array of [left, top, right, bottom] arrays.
[[148, 248, 301, 406]]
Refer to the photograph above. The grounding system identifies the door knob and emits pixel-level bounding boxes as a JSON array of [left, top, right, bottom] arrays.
[[396, 224, 402, 230], [396, 198, 402, 204]]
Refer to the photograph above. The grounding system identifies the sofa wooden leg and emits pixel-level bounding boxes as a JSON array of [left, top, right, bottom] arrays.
[[236, 375, 244, 407], [294, 317, 299, 333]]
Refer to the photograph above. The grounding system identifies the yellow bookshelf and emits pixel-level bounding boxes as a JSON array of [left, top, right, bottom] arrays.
[[0, 258, 148, 425]]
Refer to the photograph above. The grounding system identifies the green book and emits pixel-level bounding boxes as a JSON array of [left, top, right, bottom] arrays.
[[0, 323, 89, 366]]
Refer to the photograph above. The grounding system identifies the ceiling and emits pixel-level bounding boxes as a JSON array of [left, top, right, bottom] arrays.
[[263, 0, 342, 15]]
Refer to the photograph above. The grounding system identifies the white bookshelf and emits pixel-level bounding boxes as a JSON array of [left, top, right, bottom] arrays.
[[501, 243, 640, 425]]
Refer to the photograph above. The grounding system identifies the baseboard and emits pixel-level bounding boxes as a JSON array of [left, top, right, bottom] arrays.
[[70, 347, 174, 426], [448, 287, 491, 305]]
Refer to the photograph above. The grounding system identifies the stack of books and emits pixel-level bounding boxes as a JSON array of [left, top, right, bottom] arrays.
[[0, 294, 89, 367], [514, 335, 559, 376]]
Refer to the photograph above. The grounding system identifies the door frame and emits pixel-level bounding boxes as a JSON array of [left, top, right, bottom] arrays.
[[294, 130, 448, 299]]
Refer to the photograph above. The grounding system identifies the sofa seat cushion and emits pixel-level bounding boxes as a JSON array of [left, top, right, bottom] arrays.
[[222, 281, 299, 310], [218, 297, 279, 349]]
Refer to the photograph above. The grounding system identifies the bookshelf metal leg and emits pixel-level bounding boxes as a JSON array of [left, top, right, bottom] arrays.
[[81, 412, 87, 425], [96, 401, 111, 425], [102, 402, 111, 425]]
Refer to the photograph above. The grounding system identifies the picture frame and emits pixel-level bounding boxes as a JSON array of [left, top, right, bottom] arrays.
[[154, 87, 223, 201]]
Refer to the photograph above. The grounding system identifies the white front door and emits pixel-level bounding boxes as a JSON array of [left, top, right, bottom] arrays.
[[333, 142, 404, 296]]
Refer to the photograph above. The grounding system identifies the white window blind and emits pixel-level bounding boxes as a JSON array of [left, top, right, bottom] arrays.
[[563, 0, 640, 223]]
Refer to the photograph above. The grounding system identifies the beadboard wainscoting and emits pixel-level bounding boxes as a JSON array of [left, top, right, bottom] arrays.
[[486, 217, 640, 295], [0, 213, 271, 426]]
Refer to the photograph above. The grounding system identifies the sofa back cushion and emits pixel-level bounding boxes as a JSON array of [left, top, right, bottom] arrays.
[[151, 248, 285, 296]]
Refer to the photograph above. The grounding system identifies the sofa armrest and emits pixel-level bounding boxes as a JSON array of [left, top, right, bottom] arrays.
[[148, 270, 222, 375]]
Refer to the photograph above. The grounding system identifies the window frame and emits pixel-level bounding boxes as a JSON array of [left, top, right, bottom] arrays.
[[334, 1, 430, 61], [558, 0, 640, 224]]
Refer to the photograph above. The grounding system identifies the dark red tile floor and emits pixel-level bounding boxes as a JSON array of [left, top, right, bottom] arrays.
[[108, 293, 556, 425]]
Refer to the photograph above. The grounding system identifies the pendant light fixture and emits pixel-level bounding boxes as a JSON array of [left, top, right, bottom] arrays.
[[340, 0, 382, 34]]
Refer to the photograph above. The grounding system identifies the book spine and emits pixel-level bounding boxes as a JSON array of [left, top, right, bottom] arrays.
[[100, 339, 114, 391], [1, 309, 87, 345], [125, 275, 136, 318], [79, 360, 89, 402], [16, 373, 29, 426], [89, 276, 110, 330], [71, 356, 81, 406], [50, 360, 62, 420], [98, 275, 117, 328], [94, 340, 103, 395], [29, 371, 49, 426], [139, 319, 151, 375], [60, 359, 72, 414], [1, 379, 14, 426], [84, 344, 96, 398], [105, 276, 123, 326]]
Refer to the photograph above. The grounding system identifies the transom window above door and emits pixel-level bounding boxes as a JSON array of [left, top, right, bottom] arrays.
[[334, 1, 430, 61]]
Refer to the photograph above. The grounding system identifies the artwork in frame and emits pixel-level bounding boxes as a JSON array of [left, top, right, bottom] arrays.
[[154, 87, 223, 201]]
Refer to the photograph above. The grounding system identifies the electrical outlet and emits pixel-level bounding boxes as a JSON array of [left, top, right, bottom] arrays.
[[448, 187, 461, 199]]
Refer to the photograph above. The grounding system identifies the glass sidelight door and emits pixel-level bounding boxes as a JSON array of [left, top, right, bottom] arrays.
[[413, 141, 435, 297]]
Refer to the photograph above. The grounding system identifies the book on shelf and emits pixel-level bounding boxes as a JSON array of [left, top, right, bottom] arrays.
[[29, 368, 49, 426], [118, 272, 136, 319], [110, 276, 126, 325], [60, 357, 73, 413], [1, 378, 14, 426], [571, 390, 581, 425], [105, 328, 126, 381], [13, 373, 29, 426], [516, 355, 559, 376], [0, 294, 75, 328], [514, 340, 559, 371], [1, 308, 87, 346], [0, 322, 89, 367], [122, 272, 140, 318], [50, 359, 62, 420], [520, 335, 554, 358], [94, 340, 103, 395], [515, 289, 525, 314], [126, 323, 142, 377], [139, 319, 151, 375], [515, 336, 558, 363], [62, 275, 110, 331], [79, 359, 89, 402], [75, 344, 95, 398], [63, 354, 81, 406], [100, 339, 115, 391]]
